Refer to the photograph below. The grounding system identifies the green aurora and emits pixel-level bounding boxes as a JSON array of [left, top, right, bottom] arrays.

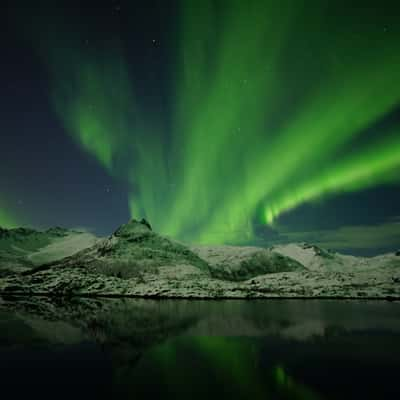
[[0, 206, 17, 229], [32, 1, 400, 243], [140, 336, 321, 399], [0, 196, 18, 228]]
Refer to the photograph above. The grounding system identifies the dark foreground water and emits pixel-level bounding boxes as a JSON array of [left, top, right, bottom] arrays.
[[0, 298, 399, 399]]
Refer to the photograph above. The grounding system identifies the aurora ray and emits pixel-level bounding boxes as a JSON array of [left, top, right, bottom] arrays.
[[0, 207, 17, 229], [0, 195, 18, 228], [30, 0, 400, 243], [264, 129, 400, 225]]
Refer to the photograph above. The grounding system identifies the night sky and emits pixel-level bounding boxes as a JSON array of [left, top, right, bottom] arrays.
[[1, 0, 400, 254]]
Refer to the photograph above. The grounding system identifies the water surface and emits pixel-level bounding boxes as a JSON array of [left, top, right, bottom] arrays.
[[0, 298, 399, 399]]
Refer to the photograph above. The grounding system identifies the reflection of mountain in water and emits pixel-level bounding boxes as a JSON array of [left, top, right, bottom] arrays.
[[1, 298, 400, 399]]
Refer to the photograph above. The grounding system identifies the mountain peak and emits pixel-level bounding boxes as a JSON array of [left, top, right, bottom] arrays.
[[113, 218, 152, 239], [45, 226, 70, 237], [0, 227, 37, 239]]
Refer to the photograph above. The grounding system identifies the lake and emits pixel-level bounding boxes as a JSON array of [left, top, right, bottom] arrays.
[[0, 298, 399, 399]]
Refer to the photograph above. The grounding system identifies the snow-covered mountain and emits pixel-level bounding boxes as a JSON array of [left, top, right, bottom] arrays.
[[0, 226, 98, 276], [0, 219, 399, 298]]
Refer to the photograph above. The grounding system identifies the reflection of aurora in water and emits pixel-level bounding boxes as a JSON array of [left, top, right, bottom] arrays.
[[2, 299, 400, 399], [102, 300, 400, 399], [122, 337, 308, 399], [142, 337, 321, 400]]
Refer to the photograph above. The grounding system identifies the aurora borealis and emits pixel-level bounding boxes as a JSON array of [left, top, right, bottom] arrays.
[[1, 0, 400, 250]]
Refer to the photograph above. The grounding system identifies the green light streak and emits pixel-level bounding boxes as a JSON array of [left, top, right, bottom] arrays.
[[0, 203, 18, 229], [148, 336, 321, 399], [193, 21, 400, 242], [34, 1, 400, 243], [264, 130, 400, 224], [0, 193, 18, 228], [165, 0, 296, 239], [50, 47, 139, 173], [43, 38, 171, 228]]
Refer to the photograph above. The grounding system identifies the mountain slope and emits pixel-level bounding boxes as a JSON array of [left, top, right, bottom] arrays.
[[38, 219, 211, 277], [191, 245, 304, 280], [272, 242, 400, 272], [0, 220, 399, 298], [0, 226, 98, 276], [28, 219, 305, 282]]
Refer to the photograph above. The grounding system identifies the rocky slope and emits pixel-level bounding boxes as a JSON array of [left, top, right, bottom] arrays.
[[0, 219, 399, 298], [0, 226, 98, 276], [272, 242, 399, 272], [190, 244, 304, 280]]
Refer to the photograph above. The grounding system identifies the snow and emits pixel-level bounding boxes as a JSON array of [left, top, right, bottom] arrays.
[[28, 232, 99, 265], [0, 220, 399, 299]]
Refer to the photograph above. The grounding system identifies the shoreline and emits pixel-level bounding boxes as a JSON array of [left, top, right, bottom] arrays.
[[1, 292, 399, 301]]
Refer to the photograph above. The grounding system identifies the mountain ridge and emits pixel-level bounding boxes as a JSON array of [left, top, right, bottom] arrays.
[[0, 219, 399, 298], [0, 225, 98, 276]]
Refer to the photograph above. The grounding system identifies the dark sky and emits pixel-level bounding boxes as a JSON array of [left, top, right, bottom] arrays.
[[1, 0, 400, 254], [1, 0, 173, 232]]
